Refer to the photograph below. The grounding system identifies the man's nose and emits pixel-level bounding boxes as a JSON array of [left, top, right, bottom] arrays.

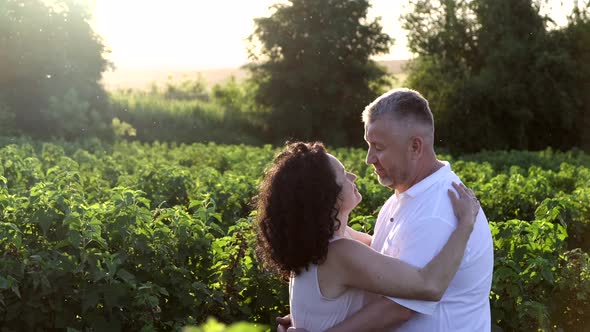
[[366, 149, 376, 165]]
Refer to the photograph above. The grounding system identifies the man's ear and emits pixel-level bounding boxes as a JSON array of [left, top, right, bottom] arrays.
[[409, 135, 424, 160]]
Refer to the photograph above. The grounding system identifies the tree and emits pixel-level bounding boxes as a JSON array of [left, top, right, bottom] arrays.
[[403, 0, 588, 153], [561, 1, 590, 152], [0, 0, 112, 139], [247, 0, 393, 146]]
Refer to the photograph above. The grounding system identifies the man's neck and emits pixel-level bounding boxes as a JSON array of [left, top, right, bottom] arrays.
[[395, 157, 444, 194]]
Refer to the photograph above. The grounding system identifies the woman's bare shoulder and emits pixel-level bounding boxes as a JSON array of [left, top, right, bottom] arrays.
[[327, 237, 373, 263]]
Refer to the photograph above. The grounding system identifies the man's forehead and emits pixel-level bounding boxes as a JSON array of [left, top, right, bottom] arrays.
[[365, 118, 396, 138], [365, 118, 402, 141]]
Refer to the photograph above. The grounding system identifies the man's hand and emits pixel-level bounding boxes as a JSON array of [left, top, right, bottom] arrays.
[[276, 314, 291, 332], [276, 314, 309, 332]]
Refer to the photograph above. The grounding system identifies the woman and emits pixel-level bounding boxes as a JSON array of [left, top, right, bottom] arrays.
[[255, 142, 479, 331]]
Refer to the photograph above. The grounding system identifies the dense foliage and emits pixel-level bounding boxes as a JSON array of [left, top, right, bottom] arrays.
[[184, 317, 266, 332], [109, 78, 264, 145], [402, 0, 590, 153], [0, 140, 588, 331], [247, 0, 393, 146], [0, 0, 112, 140]]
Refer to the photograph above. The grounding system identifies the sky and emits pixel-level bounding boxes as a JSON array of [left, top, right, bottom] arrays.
[[92, 0, 414, 70], [91, 0, 574, 71]]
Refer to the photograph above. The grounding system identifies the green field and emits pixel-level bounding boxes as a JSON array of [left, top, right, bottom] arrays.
[[0, 141, 589, 331]]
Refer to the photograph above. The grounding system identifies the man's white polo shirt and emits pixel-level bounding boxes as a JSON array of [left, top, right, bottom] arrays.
[[370, 161, 494, 332]]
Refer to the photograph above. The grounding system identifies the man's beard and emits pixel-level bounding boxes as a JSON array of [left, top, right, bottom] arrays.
[[377, 174, 395, 188]]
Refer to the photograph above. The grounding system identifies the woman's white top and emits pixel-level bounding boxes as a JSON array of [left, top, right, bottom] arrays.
[[289, 238, 365, 332]]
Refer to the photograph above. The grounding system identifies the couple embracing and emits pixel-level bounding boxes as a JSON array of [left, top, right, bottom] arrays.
[[255, 89, 494, 332]]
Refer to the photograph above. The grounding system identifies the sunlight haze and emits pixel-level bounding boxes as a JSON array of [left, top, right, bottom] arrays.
[[91, 0, 574, 87], [92, 0, 412, 70]]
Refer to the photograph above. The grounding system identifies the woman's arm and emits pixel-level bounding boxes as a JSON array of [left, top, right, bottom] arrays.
[[329, 182, 479, 301]]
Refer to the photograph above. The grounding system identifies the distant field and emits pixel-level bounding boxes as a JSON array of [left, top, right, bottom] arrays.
[[101, 60, 408, 91]]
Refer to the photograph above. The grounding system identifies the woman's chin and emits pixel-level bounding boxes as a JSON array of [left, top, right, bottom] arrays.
[[354, 195, 362, 207]]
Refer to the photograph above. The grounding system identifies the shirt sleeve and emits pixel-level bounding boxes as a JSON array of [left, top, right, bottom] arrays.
[[385, 216, 456, 315]]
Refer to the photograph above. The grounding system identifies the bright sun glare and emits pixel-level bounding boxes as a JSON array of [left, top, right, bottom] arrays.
[[92, 0, 411, 70], [92, 0, 573, 71]]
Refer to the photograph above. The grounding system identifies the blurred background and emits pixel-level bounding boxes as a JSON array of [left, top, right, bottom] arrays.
[[1, 0, 587, 152]]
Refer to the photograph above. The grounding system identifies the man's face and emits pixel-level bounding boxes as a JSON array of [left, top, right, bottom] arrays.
[[364, 116, 414, 191]]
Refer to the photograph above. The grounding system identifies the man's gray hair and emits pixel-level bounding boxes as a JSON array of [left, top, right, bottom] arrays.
[[362, 88, 434, 128]]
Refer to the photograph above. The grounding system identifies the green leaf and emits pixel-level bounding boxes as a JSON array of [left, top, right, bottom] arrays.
[[116, 268, 136, 284]]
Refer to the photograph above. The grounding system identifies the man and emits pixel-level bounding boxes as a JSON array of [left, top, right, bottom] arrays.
[[279, 88, 493, 331]]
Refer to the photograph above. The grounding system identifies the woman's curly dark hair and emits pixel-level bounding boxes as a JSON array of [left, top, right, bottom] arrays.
[[255, 142, 342, 280]]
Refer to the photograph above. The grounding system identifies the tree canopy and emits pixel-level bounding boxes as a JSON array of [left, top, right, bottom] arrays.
[[0, 0, 111, 139], [247, 0, 393, 146], [403, 0, 590, 152]]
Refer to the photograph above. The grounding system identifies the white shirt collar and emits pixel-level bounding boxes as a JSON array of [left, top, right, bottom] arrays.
[[397, 161, 451, 199]]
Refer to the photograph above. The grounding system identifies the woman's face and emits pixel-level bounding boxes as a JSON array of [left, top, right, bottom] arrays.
[[328, 154, 362, 215]]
